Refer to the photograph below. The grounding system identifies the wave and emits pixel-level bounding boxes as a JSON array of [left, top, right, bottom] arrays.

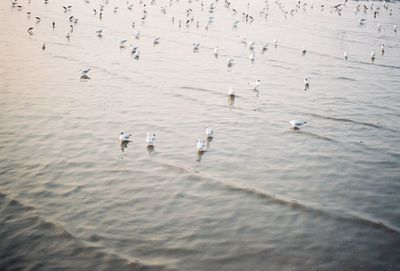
[[149, 160, 400, 236], [0, 192, 174, 271]]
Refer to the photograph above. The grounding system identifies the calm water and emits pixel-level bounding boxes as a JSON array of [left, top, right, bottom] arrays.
[[1, 0, 400, 270]]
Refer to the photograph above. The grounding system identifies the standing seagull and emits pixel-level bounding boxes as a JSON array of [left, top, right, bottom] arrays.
[[248, 80, 261, 90]]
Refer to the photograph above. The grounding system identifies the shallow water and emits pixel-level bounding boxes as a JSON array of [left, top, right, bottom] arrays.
[[1, 0, 400, 270]]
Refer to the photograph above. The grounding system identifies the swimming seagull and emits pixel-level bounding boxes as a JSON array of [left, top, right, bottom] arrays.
[[249, 52, 255, 62], [289, 120, 307, 129], [27, 27, 34, 35], [304, 78, 310, 91], [213, 46, 219, 57], [96, 29, 102, 37], [42, 42, 46, 50], [344, 51, 348, 60], [227, 58, 235, 67], [80, 68, 91, 79], [196, 139, 208, 152], [381, 44, 385, 55], [205, 127, 214, 138], [262, 43, 268, 52], [302, 48, 307, 55], [146, 132, 155, 146], [370, 51, 375, 62], [119, 39, 128, 48], [228, 86, 235, 97], [153, 37, 160, 44], [131, 46, 140, 59], [120, 132, 131, 142], [394, 25, 397, 33], [248, 80, 261, 90], [193, 42, 200, 52]]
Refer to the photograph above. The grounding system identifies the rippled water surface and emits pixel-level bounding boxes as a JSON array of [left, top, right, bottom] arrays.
[[1, 0, 400, 270]]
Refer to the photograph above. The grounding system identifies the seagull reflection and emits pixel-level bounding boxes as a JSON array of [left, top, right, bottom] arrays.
[[146, 145, 155, 154], [196, 151, 204, 162], [120, 141, 129, 152], [228, 95, 235, 106]]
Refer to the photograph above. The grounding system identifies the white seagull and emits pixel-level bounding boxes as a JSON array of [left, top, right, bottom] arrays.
[[289, 120, 307, 129], [196, 139, 208, 152], [205, 127, 214, 138], [370, 51, 375, 61], [227, 58, 235, 67], [344, 51, 348, 60], [146, 132, 156, 146], [80, 68, 91, 79], [304, 78, 310, 91], [228, 86, 235, 96], [96, 29, 103, 37], [120, 132, 131, 142], [193, 42, 200, 52], [213, 46, 219, 57], [248, 80, 261, 90], [153, 37, 160, 44]]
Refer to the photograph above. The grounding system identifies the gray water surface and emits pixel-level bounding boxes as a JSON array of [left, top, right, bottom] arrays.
[[1, 0, 400, 270]]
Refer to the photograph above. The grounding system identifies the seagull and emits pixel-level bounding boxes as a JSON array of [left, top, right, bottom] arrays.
[[273, 39, 278, 47], [213, 46, 219, 57], [27, 27, 34, 35], [249, 52, 255, 62], [146, 132, 155, 146], [196, 139, 208, 152], [377, 23, 381, 32], [261, 43, 268, 52], [193, 42, 200, 52], [302, 48, 307, 55], [289, 120, 307, 129], [119, 39, 128, 48], [248, 80, 261, 90], [120, 132, 131, 142], [65, 31, 71, 39], [381, 44, 385, 55], [359, 18, 366, 25], [153, 37, 160, 44], [134, 31, 141, 39], [131, 46, 140, 59], [35, 16, 41, 23], [205, 127, 214, 138], [96, 29, 103, 37], [80, 68, 91, 79], [42, 42, 46, 50], [344, 51, 348, 60], [371, 51, 375, 61], [248, 41, 255, 51], [304, 78, 310, 91], [394, 25, 397, 33], [228, 86, 235, 97], [227, 58, 235, 67]]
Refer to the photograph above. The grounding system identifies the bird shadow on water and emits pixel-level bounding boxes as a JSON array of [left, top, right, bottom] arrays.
[[196, 151, 205, 162], [120, 141, 129, 152], [146, 145, 155, 155], [228, 95, 235, 106]]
